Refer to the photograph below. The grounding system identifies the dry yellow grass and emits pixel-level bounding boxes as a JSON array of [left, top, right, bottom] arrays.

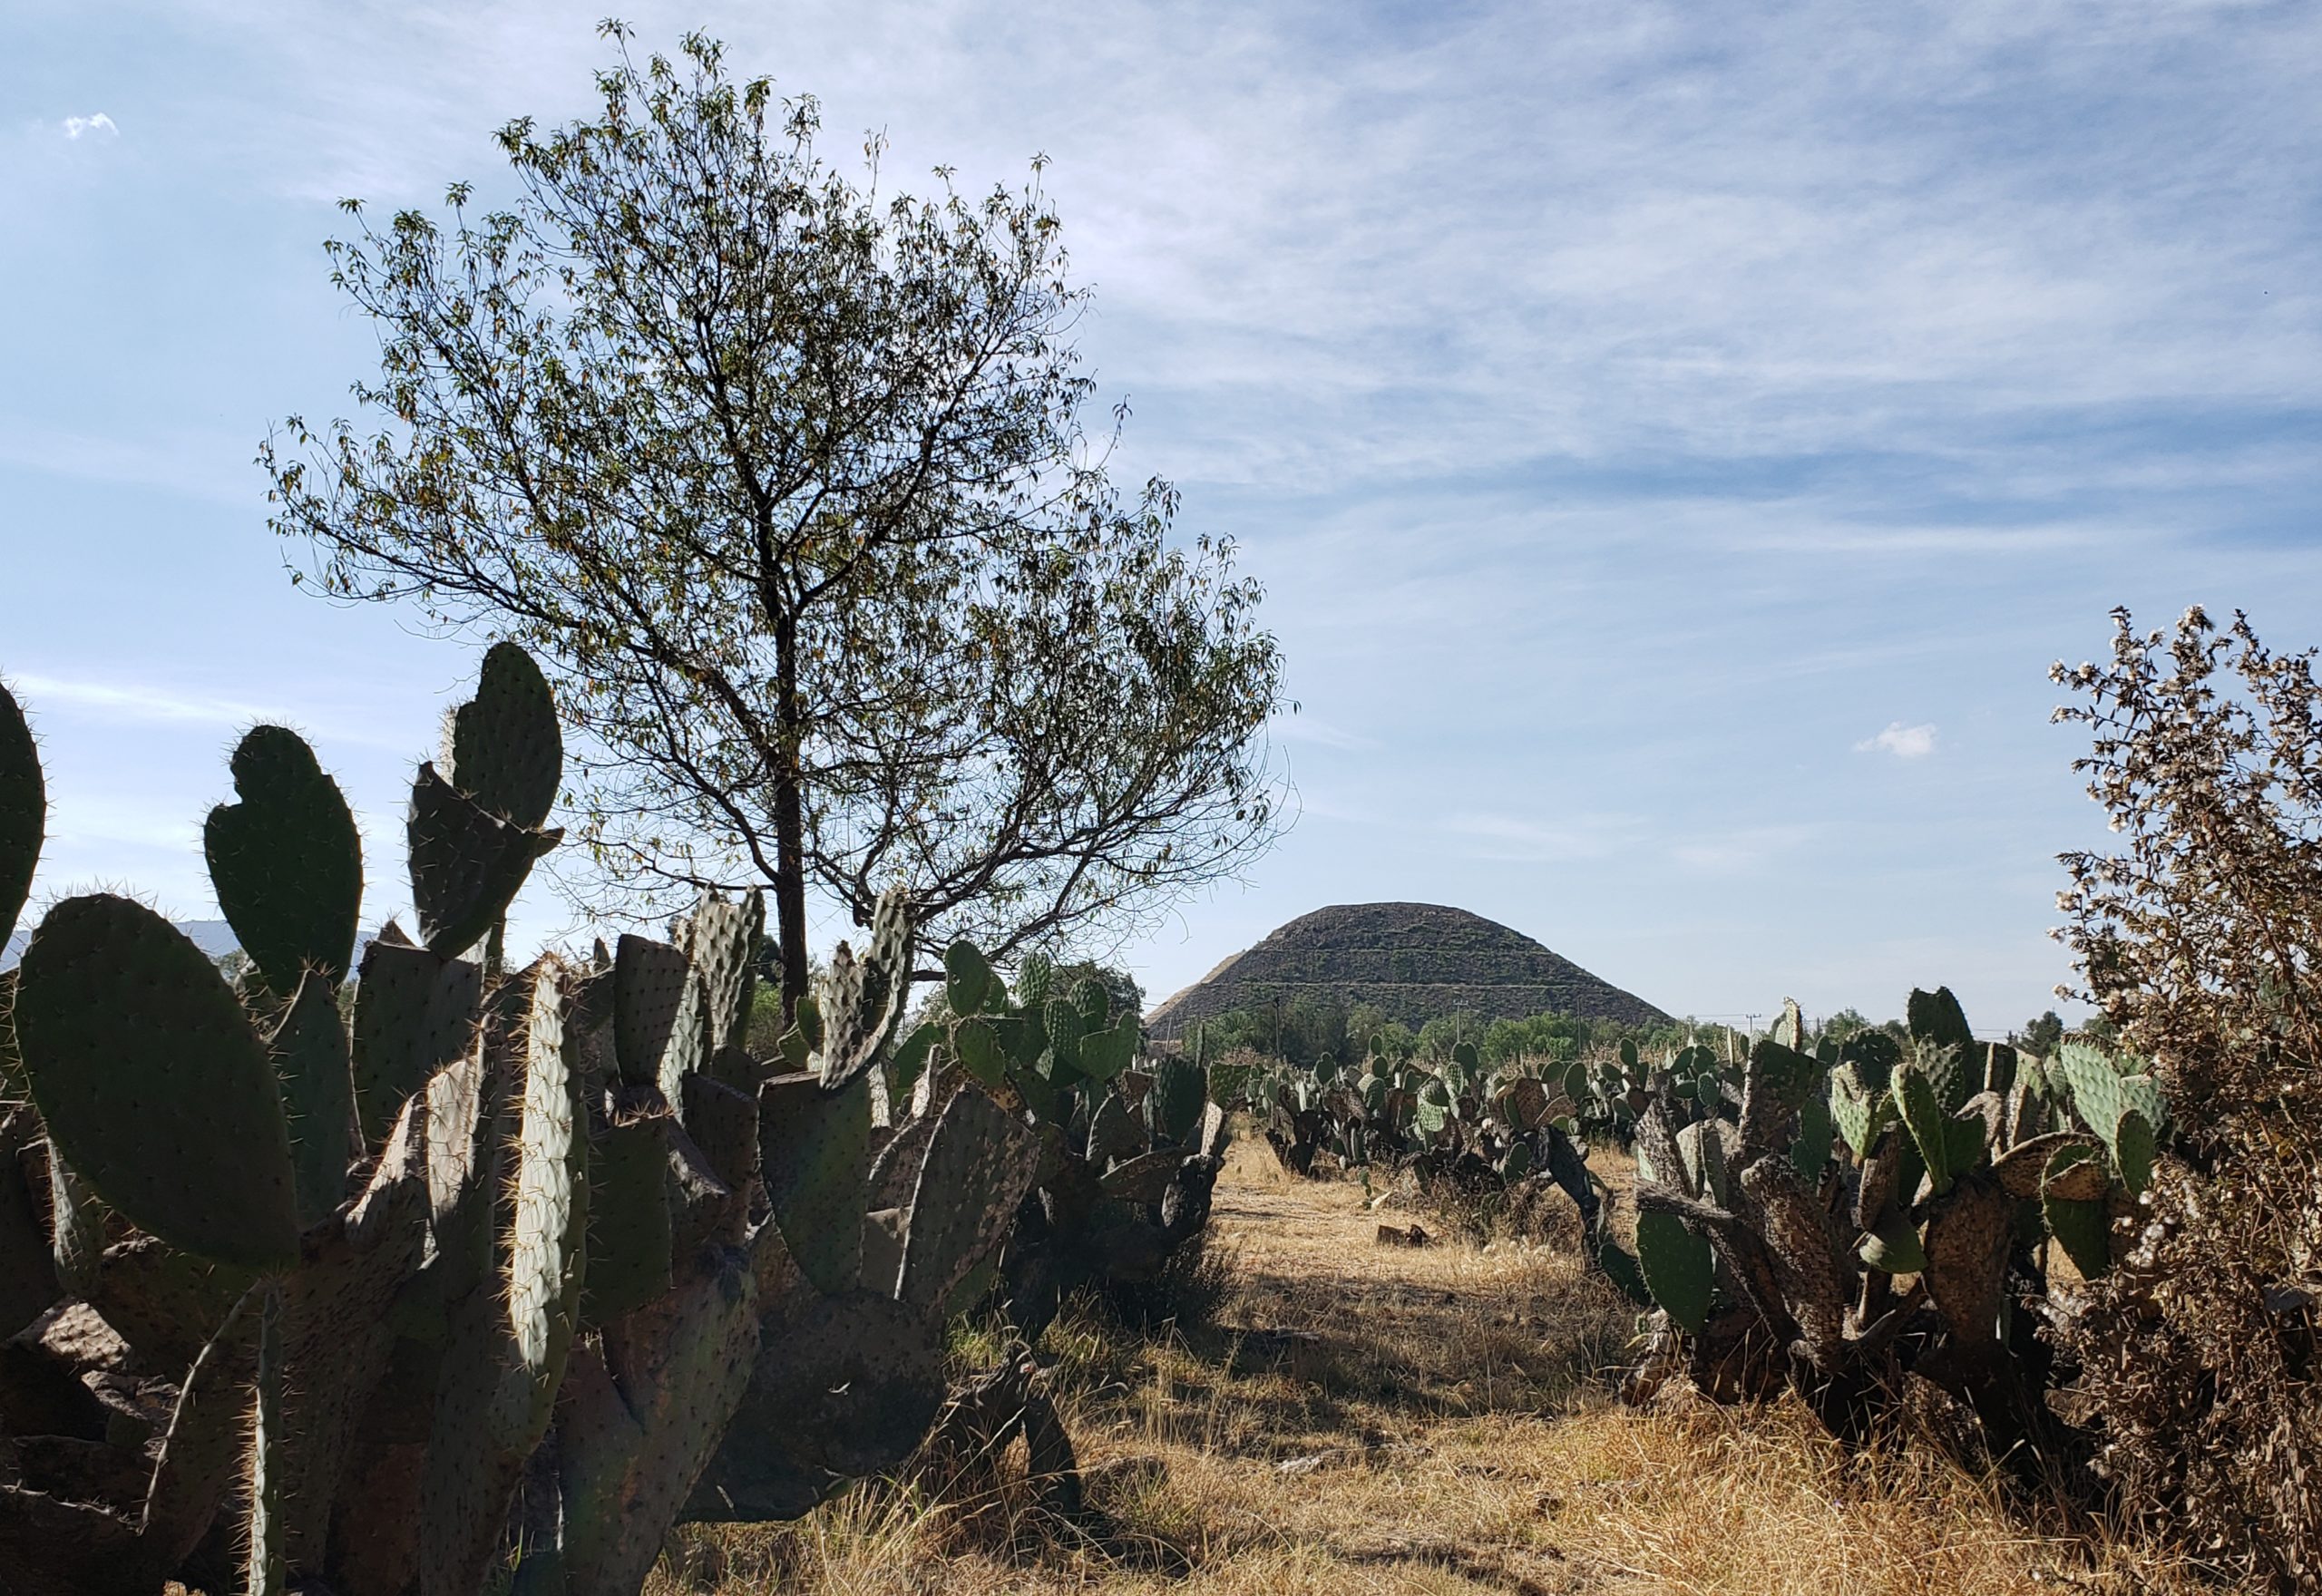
[[652, 1138, 2245, 1596]]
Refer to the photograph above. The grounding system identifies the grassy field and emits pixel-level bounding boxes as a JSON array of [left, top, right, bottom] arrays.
[[654, 1138, 2241, 1596]]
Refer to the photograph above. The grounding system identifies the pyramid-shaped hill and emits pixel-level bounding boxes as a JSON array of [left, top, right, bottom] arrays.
[[1144, 901, 1670, 1036]]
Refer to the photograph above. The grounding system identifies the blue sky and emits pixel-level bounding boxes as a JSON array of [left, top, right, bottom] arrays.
[[6, 0, 2320, 1034]]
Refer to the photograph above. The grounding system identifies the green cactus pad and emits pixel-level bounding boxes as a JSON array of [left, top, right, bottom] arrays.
[[990, 1012, 1048, 1072], [1414, 1078, 1451, 1136], [1945, 1109, 1989, 1173], [758, 1072, 873, 1296], [1771, 998, 1806, 1052], [0, 1118, 54, 1338], [1674, 1118, 1731, 1206], [688, 1289, 946, 1520], [1858, 1208, 1927, 1274], [888, 1020, 938, 1105], [1086, 1086, 1145, 1167], [15, 894, 300, 1269], [1071, 977, 1110, 1027], [406, 762, 556, 958], [1148, 1054, 1206, 1144], [203, 725, 364, 994], [2043, 1185, 2112, 1279], [1042, 997, 1086, 1076], [350, 939, 481, 1146], [421, 971, 587, 1596], [950, 1017, 1006, 1090], [269, 968, 357, 1229], [1636, 1210, 1714, 1335], [897, 1087, 1039, 1313], [679, 892, 760, 1054], [0, 682, 45, 954], [815, 891, 913, 1088], [1745, 1037, 1822, 1110], [614, 934, 692, 1087], [1907, 986, 1974, 1058], [583, 1093, 674, 1324], [681, 1071, 760, 1194], [507, 966, 589, 1377], [1077, 1012, 1139, 1083], [441, 640, 561, 830], [1912, 1040, 1975, 1116], [1838, 1029, 1900, 1093], [1790, 1094, 1835, 1180], [2112, 1109, 2156, 1195], [1895, 1060, 1953, 1195], [1014, 951, 1055, 1006], [943, 940, 995, 1016], [1595, 1231, 1652, 1307]]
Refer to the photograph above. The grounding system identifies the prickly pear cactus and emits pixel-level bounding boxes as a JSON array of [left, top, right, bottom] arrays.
[[0, 657, 1056, 1596], [203, 723, 364, 994], [1613, 986, 2164, 1451], [0, 679, 44, 954]]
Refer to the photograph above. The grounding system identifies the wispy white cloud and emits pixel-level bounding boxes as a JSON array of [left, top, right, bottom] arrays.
[[1444, 812, 1637, 863], [1268, 713, 1377, 752], [7, 671, 411, 752], [1857, 722, 1938, 759], [60, 112, 118, 140], [0, 419, 259, 506], [1670, 824, 1821, 876]]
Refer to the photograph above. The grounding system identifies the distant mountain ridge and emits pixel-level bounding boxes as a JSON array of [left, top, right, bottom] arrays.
[[1144, 901, 1669, 1036], [5, 918, 239, 970]]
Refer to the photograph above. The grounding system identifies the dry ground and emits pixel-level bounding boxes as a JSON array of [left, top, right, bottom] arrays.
[[653, 1139, 2243, 1596]]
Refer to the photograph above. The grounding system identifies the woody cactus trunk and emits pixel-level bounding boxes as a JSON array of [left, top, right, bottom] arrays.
[[0, 651, 1040, 1596]]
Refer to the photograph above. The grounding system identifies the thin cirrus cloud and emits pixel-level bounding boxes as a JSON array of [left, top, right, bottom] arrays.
[[1856, 722, 1938, 759], [6, 670, 410, 753], [5, 0, 2322, 1026], [60, 113, 118, 140]]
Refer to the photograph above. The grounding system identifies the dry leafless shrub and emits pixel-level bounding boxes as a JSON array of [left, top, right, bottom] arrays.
[[2049, 605, 2322, 1591]]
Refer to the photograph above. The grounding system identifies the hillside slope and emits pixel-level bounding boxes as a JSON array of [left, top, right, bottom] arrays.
[[1145, 901, 1669, 1035]]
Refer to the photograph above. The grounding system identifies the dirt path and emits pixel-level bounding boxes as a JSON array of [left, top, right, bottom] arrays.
[[662, 1140, 2226, 1596]]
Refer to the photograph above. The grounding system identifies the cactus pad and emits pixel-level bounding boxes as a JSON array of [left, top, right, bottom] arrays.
[[583, 1090, 674, 1324], [678, 890, 760, 1054], [1077, 1011, 1139, 1083], [896, 1087, 1039, 1313], [0, 681, 44, 953], [1922, 1174, 2010, 1342], [441, 640, 561, 830], [15, 894, 300, 1269], [351, 939, 483, 1147], [270, 968, 357, 1228], [814, 890, 913, 1088], [1635, 1210, 1713, 1335], [406, 762, 557, 958], [757, 1072, 873, 1296], [1147, 1054, 1206, 1144], [943, 940, 994, 1016], [203, 725, 364, 993], [614, 935, 692, 1088]]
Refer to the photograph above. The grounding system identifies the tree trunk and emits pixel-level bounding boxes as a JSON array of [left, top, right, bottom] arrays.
[[772, 613, 810, 1021]]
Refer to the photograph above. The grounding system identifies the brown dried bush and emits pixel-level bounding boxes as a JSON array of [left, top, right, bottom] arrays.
[[2049, 605, 2322, 1591]]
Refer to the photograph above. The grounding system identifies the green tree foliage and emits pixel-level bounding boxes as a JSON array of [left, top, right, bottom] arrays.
[[2015, 1009, 2065, 1055], [263, 29, 1285, 1011]]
